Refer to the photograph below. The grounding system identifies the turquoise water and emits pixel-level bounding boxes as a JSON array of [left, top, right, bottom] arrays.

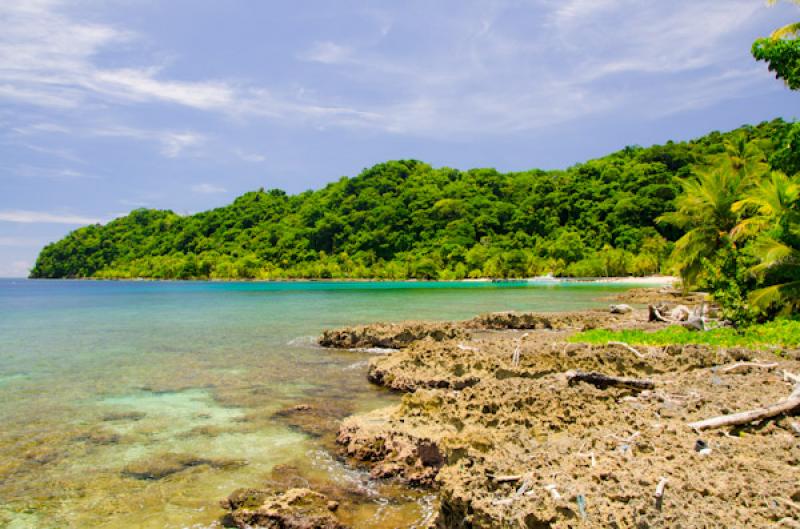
[[0, 279, 638, 528]]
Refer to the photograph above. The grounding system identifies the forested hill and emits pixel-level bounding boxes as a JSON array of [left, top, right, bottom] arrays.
[[30, 119, 796, 280]]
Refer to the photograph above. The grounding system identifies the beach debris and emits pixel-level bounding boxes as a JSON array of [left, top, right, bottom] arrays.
[[457, 343, 479, 352], [576, 494, 587, 519], [544, 484, 561, 501], [669, 305, 691, 321], [688, 372, 800, 431], [655, 476, 669, 508], [694, 439, 712, 455], [492, 474, 523, 483], [719, 361, 779, 373], [566, 370, 655, 391], [609, 304, 633, 314], [607, 340, 647, 359], [511, 333, 529, 367]]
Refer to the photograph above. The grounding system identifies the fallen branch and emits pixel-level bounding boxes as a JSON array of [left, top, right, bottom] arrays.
[[566, 370, 655, 391], [720, 362, 779, 373], [511, 333, 529, 367], [608, 341, 647, 359], [688, 374, 800, 431]]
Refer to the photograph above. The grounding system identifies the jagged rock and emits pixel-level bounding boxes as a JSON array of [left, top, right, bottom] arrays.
[[223, 487, 349, 529], [319, 321, 467, 349]]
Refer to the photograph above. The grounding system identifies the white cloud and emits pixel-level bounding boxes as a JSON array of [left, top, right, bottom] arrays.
[[0, 0, 786, 140], [191, 183, 227, 194], [301, 42, 354, 65], [7, 164, 90, 179], [234, 149, 266, 163], [92, 126, 207, 158], [0, 210, 102, 224]]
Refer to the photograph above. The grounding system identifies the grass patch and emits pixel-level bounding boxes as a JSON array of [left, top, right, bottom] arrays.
[[570, 319, 800, 348]]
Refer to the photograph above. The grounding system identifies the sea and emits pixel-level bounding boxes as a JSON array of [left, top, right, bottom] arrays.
[[0, 278, 646, 528]]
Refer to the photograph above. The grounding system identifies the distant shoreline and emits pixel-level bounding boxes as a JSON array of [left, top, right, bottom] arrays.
[[17, 275, 678, 285]]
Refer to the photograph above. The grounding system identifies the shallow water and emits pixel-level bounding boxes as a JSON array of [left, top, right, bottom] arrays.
[[0, 279, 640, 528]]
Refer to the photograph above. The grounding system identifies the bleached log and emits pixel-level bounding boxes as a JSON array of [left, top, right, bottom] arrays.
[[720, 362, 779, 373], [566, 370, 655, 391], [688, 376, 800, 431], [608, 341, 647, 359]]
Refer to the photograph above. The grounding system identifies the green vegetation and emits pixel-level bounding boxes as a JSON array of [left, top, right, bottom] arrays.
[[571, 319, 800, 348], [30, 120, 793, 281]]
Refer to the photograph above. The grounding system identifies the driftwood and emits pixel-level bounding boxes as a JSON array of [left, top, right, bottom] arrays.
[[720, 362, 779, 373], [566, 370, 655, 391], [608, 341, 647, 359], [609, 304, 633, 314], [649, 304, 722, 331], [688, 374, 800, 431]]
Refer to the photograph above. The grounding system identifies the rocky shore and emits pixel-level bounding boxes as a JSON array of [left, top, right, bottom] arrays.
[[223, 292, 800, 528]]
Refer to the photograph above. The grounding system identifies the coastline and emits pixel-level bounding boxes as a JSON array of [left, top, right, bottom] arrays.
[[19, 274, 679, 285], [225, 291, 800, 528]]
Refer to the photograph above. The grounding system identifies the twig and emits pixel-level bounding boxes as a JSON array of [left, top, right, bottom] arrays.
[[544, 484, 561, 501], [720, 362, 779, 373], [493, 474, 522, 483], [655, 476, 668, 508], [566, 370, 655, 391], [608, 341, 647, 359], [511, 333, 529, 367]]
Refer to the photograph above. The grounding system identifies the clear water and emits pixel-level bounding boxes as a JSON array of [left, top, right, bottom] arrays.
[[0, 279, 641, 528]]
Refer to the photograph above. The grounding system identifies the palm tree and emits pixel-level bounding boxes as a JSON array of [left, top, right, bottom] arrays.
[[658, 164, 752, 287], [733, 171, 800, 314]]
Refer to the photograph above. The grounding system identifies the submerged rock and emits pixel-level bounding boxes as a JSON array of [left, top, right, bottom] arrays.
[[122, 452, 244, 480], [222, 487, 349, 529]]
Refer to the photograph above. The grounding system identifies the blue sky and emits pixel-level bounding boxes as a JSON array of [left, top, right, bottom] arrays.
[[0, 0, 798, 276]]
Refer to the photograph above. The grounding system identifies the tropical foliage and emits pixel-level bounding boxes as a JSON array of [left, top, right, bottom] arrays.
[[30, 120, 792, 281], [753, 0, 800, 89]]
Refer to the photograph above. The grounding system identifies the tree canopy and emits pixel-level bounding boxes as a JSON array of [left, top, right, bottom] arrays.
[[30, 119, 792, 281]]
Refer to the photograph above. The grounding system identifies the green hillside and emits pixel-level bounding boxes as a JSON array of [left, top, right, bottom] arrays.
[[30, 119, 795, 280]]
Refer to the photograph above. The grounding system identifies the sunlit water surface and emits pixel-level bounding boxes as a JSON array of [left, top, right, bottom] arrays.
[[0, 279, 642, 528]]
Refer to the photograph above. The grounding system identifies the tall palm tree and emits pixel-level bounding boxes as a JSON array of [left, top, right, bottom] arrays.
[[658, 164, 752, 287], [733, 171, 800, 314]]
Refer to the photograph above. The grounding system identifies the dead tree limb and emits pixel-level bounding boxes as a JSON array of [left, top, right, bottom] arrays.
[[688, 375, 800, 431], [720, 362, 779, 373], [608, 341, 647, 359], [566, 370, 655, 391]]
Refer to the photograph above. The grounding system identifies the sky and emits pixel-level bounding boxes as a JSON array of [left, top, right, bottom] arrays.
[[0, 0, 798, 277]]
